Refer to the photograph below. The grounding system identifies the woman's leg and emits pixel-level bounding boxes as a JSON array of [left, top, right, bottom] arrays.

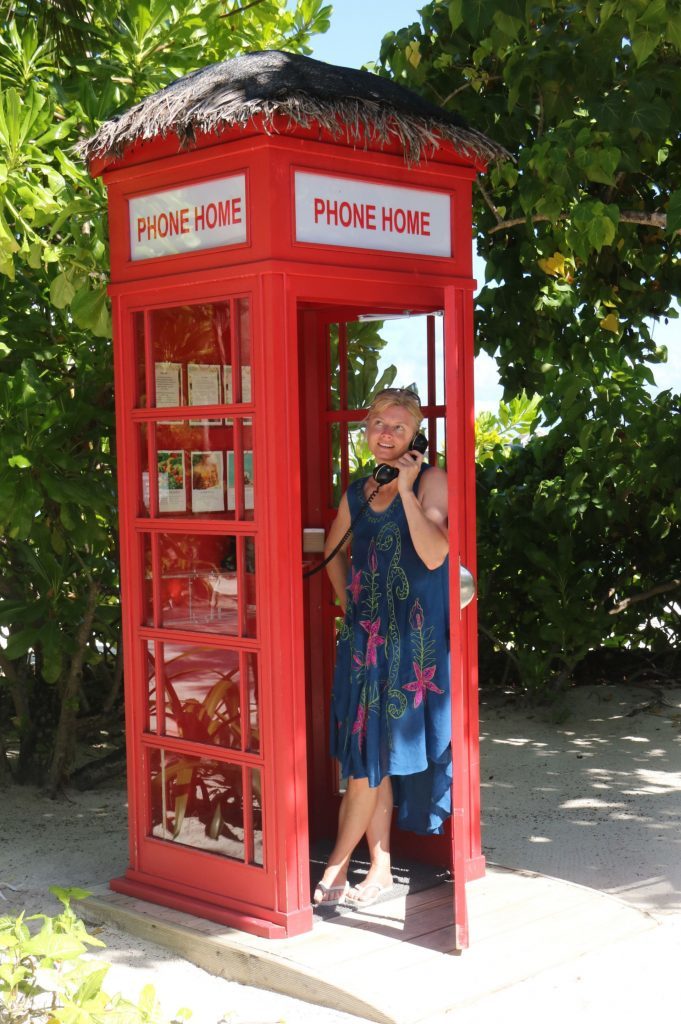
[[314, 776, 380, 903], [349, 775, 394, 900]]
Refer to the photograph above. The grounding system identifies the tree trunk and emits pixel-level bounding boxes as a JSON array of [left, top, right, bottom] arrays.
[[103, 636, 124, 714], [0, 649, 34, 782], [46, 581, 99, 797]]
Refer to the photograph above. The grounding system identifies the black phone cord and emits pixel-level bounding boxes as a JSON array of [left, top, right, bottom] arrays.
[[302, 482, 383, 579]]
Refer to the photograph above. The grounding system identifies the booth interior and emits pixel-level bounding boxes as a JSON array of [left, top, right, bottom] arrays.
[[298, 303, 453, 870]]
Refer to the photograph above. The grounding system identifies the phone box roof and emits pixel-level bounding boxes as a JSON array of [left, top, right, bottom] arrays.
[[80, 49, 508, 176]]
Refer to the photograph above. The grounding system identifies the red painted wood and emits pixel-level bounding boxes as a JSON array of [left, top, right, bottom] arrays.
[[445, 285, 469, 949], [100, 117, 483, 943]]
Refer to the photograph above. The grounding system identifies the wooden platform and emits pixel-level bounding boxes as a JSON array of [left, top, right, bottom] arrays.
[[81, 865, 657, 1024]]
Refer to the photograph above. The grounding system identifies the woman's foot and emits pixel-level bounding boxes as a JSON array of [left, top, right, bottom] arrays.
[[347, 866, 393, 906], [346, 879, 394, 907], [313, 871, 349, 906], [313, 880, 349, 906]]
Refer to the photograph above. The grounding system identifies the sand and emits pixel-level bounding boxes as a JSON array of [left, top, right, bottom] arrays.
[[2, 681, 680, 1023]]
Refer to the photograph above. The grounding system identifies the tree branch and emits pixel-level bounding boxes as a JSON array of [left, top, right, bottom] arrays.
[[438, 82, 474, 105], [479, 624, 522, 670], [476, 179, 504, 226], [608, 578, 681, 616], [488, 211, 671, 235], [221, 0, 267, 17]]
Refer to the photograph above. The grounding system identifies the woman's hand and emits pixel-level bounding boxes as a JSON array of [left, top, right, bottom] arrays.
[[396, 450, 424, 496]]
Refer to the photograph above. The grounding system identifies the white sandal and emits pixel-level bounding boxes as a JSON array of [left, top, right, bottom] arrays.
[[313, 880, 349, 906]]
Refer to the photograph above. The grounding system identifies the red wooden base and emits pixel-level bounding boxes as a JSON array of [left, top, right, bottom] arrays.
[[110, 875, 313, 940], [466, 854, 486, 882]]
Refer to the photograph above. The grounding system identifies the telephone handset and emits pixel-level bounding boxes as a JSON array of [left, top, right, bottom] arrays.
[[372, 432, 428, 485]]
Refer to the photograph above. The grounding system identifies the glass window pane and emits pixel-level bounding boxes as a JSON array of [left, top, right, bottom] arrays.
[[329, 421, 341, 506], [245, 652, 260, 754], [347, 419, 373, 483], [435, 415, 446, 469], [149, 750, 245, 861], [249, 767, 263, 867], [227, 420, 255, 522], [235, 297, 251, 403], [243, 538, 257, 639], [135, 302, 232, 410], [434, 314, 445, 407], [134, 312, 146, 407], [146, 640, 158, 733], [137, 420, 255, 521], [142, 532, 257, 637], [328, 323, 340, 411], [156, 642, 244, 749]]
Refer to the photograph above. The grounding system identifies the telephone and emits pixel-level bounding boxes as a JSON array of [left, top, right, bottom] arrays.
[[372, 432, 428, 485]]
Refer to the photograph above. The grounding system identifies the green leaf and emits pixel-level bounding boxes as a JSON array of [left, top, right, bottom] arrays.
[[448, 0, 464, 31], [3, 628, 35, 660], [24, 931, 86, 959], [27, 242, 43, 268], [74, 965, 110, 1003], [494, 10, 523, 38], [50, 886, 92, 906], [463, 0, 495, 37], [584, 147, 621, 186], [70, 284, 111, 338], [50, 271, 76, 309], [668, 11, 681, 50]]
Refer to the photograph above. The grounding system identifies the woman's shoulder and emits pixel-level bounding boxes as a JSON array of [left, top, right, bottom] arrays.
[[345, 475, 372, 508], [416, 462, 447, 491]]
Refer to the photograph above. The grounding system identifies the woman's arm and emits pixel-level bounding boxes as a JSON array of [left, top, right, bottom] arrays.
[[397, 456, 449, 570], [324, 491, 351, 614]]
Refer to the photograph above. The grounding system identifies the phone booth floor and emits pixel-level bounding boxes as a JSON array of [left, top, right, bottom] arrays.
[[84, 49, 507, 948]]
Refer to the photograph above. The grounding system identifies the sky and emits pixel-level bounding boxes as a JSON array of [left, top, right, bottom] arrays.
[[304, 0, 680, 412]]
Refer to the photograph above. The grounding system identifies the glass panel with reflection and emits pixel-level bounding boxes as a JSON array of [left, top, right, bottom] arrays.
[[142, 532, 257, 637], [150, 749, 246, 861]]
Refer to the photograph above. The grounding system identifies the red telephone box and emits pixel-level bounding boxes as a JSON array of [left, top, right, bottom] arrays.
[[85, 51, 504, 947]]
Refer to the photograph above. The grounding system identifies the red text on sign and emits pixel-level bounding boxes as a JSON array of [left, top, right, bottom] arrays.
[[381, 205, 431, 236], [194, 197, 242, 232], [137, 207, 190, 243], [312, 196, 431, 237], [136, 197, 243, 244], [314, 198, 377, 230]]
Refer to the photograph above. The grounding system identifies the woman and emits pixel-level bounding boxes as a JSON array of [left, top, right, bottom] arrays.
[[314, 387, 451, 908]]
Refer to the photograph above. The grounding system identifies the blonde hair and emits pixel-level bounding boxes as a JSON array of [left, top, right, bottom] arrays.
[[365, 390, 422, 433]]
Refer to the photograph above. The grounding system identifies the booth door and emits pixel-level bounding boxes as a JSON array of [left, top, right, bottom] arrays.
[[301, 304, 471, 948], [116, 289, 281, 927]]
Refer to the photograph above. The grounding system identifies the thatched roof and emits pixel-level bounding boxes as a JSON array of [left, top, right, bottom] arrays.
[[80, 49, 508, 167]]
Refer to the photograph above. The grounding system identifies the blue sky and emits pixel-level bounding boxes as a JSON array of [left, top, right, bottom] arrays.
[[305, 2, 679, 410], [306, 0, 420, 68]]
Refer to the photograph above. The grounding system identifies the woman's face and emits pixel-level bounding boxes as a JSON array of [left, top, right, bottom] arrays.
[[365, 403, 419, 463]]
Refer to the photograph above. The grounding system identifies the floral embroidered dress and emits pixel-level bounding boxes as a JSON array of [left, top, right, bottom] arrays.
[[330, 465, 451, 836]]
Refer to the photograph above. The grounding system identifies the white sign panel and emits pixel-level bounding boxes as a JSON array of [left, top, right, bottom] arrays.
[[294, 171, 451, 257], [129, 174, 247, 261]]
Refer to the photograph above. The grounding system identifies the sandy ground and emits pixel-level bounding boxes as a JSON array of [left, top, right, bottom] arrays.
[[2, 681, 680, 1023]]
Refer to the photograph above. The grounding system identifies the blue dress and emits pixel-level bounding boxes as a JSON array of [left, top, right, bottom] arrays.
[[330, 465, 452, 836]]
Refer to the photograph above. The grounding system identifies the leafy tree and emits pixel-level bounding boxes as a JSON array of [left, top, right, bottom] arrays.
[[379, 1, 681, 693], [0, 0, 331, 787]]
